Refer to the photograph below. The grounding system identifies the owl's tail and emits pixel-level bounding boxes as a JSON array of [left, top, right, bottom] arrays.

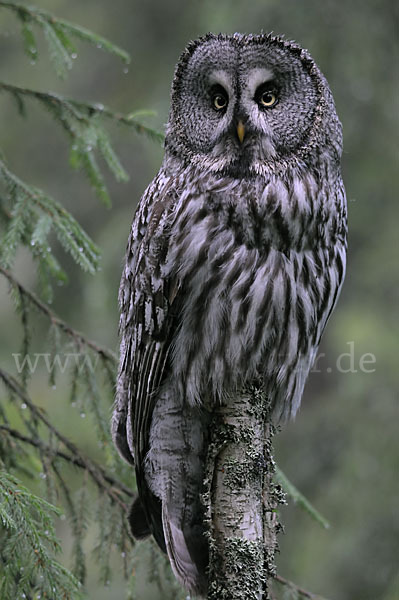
[[162, 498, 208, 597], [157, 401, 210, 598], [128, 491, 208, 596], [129, 394, 210, 597]]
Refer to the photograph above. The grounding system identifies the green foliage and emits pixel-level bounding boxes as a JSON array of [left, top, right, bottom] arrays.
[[0, 469, 83, 599], [0, 81, 162, 293], [0, 156, 100, 279], [0, 0, 163, 300], [0, 0, 130, 75], [0, 2, 157, 598]]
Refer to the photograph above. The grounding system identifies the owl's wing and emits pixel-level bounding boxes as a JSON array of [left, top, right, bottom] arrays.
[[112, 174, 179, 546]]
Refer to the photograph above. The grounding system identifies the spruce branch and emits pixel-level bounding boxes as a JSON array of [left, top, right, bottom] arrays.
[[0, 424, 133, 498], [0, 368, 128, 512], [0, 265, 117, 364], [0, 83, 128, 207], [0, 469, 83, 599], [0, 190, 68, 303], [0, 81, 164, 146], [0, 1, 130, 74], [0, 6, 144, 596], [0, 157, 101, 273], [0, 265, 120, 480], [0, 82, 163, 209]]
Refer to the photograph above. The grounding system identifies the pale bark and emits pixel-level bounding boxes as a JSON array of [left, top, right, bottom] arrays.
[[203, 387, 282, 600]]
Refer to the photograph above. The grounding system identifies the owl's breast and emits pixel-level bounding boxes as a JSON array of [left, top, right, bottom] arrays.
[[161, 171, 345, 416], [196, 172, 344, 254]]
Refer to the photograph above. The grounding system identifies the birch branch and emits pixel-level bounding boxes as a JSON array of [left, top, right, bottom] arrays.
[[204, 386, 284, 599]]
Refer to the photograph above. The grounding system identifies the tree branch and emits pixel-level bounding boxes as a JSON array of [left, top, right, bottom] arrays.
[[0, 81, 164, 144], [0, 1, 130, 65], [0, 368, 128, 511], [205, 387, 284, 599], [0, 424, 133, 499], [0, 265, 117, 363], [274, 574, 331, 600]]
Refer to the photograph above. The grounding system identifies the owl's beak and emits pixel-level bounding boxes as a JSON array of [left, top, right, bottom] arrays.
[[236, 121, 245, 144]]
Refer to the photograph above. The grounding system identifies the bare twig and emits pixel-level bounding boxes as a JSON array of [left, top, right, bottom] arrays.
[[274, 574, 331, 600]]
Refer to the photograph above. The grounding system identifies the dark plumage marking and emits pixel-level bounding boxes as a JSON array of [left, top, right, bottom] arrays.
[[236, 293, 252, 334], [248, 197, 263, 249], [272, 204, 291, 250], [253, 281, 274, 351], [266, 187, 279, 213], [301, 256, 310, 289], [317, 270, 331, 324], [336, 250, 344, 284], [293, 256, 299, 279], [277, 272, 292, 360], [193, 206, 209, 224], [183, 267, 226, 378], [129, 495, 151, 539], [296, 294, 308, 352]]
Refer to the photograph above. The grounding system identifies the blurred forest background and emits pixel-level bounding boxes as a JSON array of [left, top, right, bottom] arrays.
[[0, 0, 398, 599]]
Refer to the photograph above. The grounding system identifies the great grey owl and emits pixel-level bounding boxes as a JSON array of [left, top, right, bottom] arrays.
[[112, 33, 347, 596]]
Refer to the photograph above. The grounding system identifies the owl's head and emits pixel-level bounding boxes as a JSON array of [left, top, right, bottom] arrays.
[[165, 33, 342, 176]]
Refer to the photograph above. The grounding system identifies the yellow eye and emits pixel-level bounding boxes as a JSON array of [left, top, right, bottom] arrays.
[[259, 91, 277, 108], [213, 94, 227, 111]]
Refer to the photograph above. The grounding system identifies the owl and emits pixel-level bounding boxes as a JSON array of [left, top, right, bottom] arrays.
[[112, 33, 347, 596]]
